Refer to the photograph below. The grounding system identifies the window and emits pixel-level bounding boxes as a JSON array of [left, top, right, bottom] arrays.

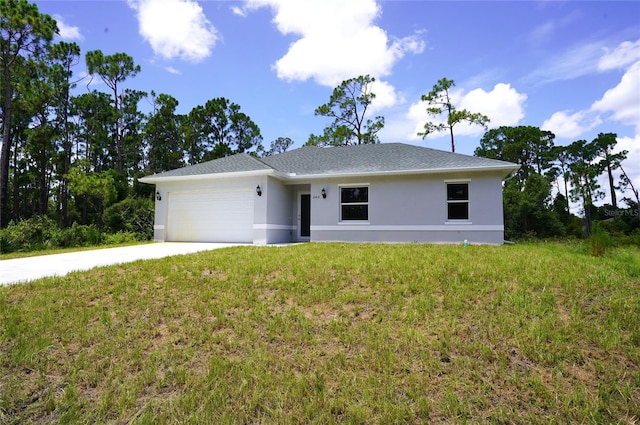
[[447, 183, 469, 220], [341, 186, 368, 221]]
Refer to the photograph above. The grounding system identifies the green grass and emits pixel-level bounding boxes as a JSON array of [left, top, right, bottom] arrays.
[[1, 243, 638, 424], [0, 240, 153, 260]]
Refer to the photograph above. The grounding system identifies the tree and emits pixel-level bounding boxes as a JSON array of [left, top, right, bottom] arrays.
[[120, 88, 147, 180], [65, 159, 117, 225], [307, 75, 384, 147], [48, 41, 81, 227], [567, 139, 602, 235], [71, 91, 115, 172], [549, 145, 572, 213], [145, 92, 183, 173], [418, 77, 489, 153], [262, 136, 293, 157], [592, 132, 627, 209], [619, 163, 639, 225], [475, 126, 555, 189], [183, 98, 262, 162], [85, 50, 141, 174], [502, 174, 564, 240], [20, 56, 58, 216], [0, 0, 57, 227]]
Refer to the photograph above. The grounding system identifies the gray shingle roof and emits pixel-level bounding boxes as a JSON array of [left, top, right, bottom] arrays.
[[142, 143, 518, 181], [146, 152, 272, 178], [260, 143, 515, 175]]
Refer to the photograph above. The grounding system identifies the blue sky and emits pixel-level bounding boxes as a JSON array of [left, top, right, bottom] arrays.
[[36, 0, 640, 206]]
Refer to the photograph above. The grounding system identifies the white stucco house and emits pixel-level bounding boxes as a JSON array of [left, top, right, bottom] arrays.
[[139, 143, 519, 245]]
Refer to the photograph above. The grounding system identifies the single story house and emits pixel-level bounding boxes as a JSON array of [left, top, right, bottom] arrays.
[[139, 143, 519, 245]]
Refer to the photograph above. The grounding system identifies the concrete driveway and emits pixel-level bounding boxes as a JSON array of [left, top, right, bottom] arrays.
[[0, 242, 244, 286]]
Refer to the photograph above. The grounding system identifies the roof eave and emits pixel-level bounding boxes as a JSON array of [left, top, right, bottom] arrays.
[[139, 164, 520, 184], [138, 168, 282, 184], [285, 165, 520, 181]]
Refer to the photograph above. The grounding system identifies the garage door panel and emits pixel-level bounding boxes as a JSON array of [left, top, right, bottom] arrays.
[[166, 190, 253, 243]]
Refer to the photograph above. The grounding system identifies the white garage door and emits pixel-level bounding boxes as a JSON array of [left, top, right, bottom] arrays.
[[166, 190, 253, 242]]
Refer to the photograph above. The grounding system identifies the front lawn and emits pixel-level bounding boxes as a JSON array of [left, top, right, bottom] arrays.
[[1, 243, 638, 423]]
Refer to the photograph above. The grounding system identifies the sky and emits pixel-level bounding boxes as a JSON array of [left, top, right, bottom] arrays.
[[34, 0, 640, 209]]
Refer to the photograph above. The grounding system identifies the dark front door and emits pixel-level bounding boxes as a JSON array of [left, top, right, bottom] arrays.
[[300, 194, 310, 238]]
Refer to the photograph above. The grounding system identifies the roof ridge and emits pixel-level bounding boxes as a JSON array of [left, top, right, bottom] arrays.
[[241, 152, 276, 170]]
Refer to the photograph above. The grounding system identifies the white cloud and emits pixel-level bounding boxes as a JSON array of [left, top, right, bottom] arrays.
[[542, 58, 639, 206], [242, 0, 424, 107], [127, 0, 218, 63], [460, 83, 527, 128], [526, 40, 606, 85], [53, 14, 83, 40], [231, 5, 246, 17], [591, 61, 640, 128], [407, 83, 527, 141], [541, 110, 602, 139], [369, 80, 403, 114], [542, 59, 640, 140], [527, 38, 640, 86], [165, 66, 181, 75], [598, 39, 640, 71]]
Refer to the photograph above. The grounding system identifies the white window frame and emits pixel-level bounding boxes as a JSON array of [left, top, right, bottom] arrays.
[[339, 184, 370, 222], [445, 180, 470, 222]]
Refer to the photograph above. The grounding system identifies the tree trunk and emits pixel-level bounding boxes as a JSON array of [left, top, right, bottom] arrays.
[[607, 163, 617, 209], [449, 126, 455, 153], [563, 176, 570, 213], [11, 141, 19, 222], [0, 62, 12, 228], [39, 143, 48, 215]]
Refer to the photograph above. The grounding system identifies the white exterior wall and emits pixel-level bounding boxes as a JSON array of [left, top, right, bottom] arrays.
[[257, 177, 297, 244], [308, 172, 506, 245], [153, 175, 265, 243], [150, 170, 508, 245]]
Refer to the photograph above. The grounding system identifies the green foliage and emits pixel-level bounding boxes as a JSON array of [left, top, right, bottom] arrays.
[[182, 97, 263, 163], [0, 0, 58, 227], [0, 203, 153, 253], [567, 138, 604, 235], [593, 132, 627, 209], [418, 77, 489, 152], [590, 221, 612, 257], [50, 222, 103, 248], [0, 215, 57, 252], [145, 92, 184, 173], [66, 161, 118, 205], [258, 136, 294, 157], [475, 125, 555, 188], [503, 175, 565, 240], [477, 126, 637, 242], [0, 216, 107, 253], [308, 75, 384, 147], [102, 197, 154, 240], [102, 231, 141, 245]]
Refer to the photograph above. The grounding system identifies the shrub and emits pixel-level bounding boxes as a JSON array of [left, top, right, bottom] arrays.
[[50, 223, 103, 248], [0, 216, 58, 253], [103, 197, 154, 240], [590, 221, 612, 257], [103, 231, 140, 245]]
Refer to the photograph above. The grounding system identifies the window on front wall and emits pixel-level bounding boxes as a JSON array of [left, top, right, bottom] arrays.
[[447, 183, 469, 220], [341, 186, 368, 221]]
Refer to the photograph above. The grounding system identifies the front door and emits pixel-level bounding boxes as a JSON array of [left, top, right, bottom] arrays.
[[299, 193, 310, 240]]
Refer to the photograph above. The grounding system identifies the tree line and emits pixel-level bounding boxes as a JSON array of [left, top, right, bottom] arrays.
[[475, 127, 637, 240], [1, 0, 637, 250], [0, 0, 274, 234]]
